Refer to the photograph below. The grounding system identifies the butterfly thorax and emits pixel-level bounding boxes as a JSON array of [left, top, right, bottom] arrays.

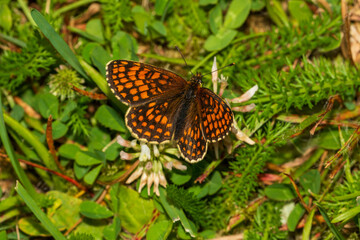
[[184, 73, 202, 100], [190, 72, 203, 84]]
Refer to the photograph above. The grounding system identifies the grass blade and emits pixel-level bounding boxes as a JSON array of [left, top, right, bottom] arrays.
[[317, 204, 346, 240], [3, 113, 57, 171], [0, 92, 37, 198], [30, 9, 89, 81], [15, 181, 66, 240]]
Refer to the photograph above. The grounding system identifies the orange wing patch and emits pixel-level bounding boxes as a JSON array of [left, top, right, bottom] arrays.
[[125, 98, 181, 144], [199, 88, 233, 142], [106, 60, 187, 106], [177, 113, 208, 163]]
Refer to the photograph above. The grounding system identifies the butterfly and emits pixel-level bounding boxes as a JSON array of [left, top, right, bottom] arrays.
[[106, 60, 233, 163]]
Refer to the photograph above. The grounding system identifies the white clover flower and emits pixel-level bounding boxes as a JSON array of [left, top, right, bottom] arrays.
[[116, 137, 186, 196]]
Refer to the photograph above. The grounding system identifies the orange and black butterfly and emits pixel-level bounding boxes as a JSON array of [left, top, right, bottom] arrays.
[[106, 60, 233, 163]]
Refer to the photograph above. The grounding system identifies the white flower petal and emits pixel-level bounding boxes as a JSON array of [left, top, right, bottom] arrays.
[[154, 174, 160, 196], [232, 103, 256, 112], [147, 172, 155, 195], [116, 135, 131, 148], [120, 151, 135, 160], [153, 145, 160, 158], [140, 143, 151, 161], [231, 85, 258, 103], [172, 159, 187, 171], [212, 57, 218, 94], [126, 166, 144, 184], [159, 171, 167, 188], [138, 171, 148, 193]]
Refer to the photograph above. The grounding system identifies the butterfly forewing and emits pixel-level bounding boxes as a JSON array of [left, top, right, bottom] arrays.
[[199, 88, 233, 142], [106, 60, 187, 106]]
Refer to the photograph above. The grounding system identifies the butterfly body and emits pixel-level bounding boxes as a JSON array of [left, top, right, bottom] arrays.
[[106, 60, 233, 163]]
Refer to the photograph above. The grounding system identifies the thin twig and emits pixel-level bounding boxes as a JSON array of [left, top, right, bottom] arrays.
[[46, 115, 63, 171]]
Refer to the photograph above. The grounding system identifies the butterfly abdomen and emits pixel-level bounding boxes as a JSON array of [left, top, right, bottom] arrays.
[[173, 85, 200, 140]]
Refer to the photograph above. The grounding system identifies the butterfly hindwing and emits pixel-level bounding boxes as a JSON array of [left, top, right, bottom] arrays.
[[177, 112, 208, 163], [125, 94, 184, 144], [106, 60, 187, 106], [199, 88, 233, 142]]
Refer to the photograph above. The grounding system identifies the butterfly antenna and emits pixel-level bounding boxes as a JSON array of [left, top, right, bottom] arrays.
[[202, 63, 235, 77], [175, 46, 194, 75]]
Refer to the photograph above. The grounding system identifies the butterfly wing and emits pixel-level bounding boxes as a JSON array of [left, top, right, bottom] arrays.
[[125, 92, 184, 144], [199, 88, 233, 142], [106, 60, 187, 106], [176, 100, 208, 163]]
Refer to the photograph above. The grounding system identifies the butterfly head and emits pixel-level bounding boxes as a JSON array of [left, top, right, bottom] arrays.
[[190, 72, 203, 85]]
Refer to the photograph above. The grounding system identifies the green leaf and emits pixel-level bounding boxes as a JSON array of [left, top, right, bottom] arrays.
[[30, 9, 89, 80], [80, 201, 114, 219], [68, 26, 104, 44], [59, 100, 77, 122], [46, 191, 82, 229], [264, 183, 296, 201], [265, 0, 289, 27], [104, 142, 121, 161], [146, 219, 173, 240], [315, 129, 354, 150], [111, 31, 139, 61], [332, 205, 360, 223], [154, 0, 169, 15], [0, 3, 12, 31], [83, 164, 103, 185], [299, 170, 321, 195], [150, 20, 167, 36], [86, 19, 104, 43], [103, 216, 121, 240], [318, 34, 342, 53], [74, 163, 91, 179], [251, 0, 266, 11], [51, 121, 68, 139], [88, 127, 110, 151], [95, 105, 126, 132], [198, 230, 216, 239], [158, 188, 196, 237], [204, 29, 237, 51], [75, 150, 104, 166], [208, 171, 222, 195], [117, 185, 155, 233], [91, 45, 111, 77], [132, 6, 151, 35], [109, 184, 120, 213], [0, 231, 7, 240], [73, 219, 107, 239], [209, 5, 223, 34], [223, 0, 251, 29], [81, 42, 100, 64], [18, 217, 50, 236], [10, 105, 24, 121], [15, 182, 66, 240], [288, 0, 313, 23], [170, 169, 192, 185], [199, 0, 217, 5], [177, 223, 192, 239], [302, 208, 315, 239], [287, 202, 306, 232], [34, 93, 59, 119], [58, 144, 80, 160]]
